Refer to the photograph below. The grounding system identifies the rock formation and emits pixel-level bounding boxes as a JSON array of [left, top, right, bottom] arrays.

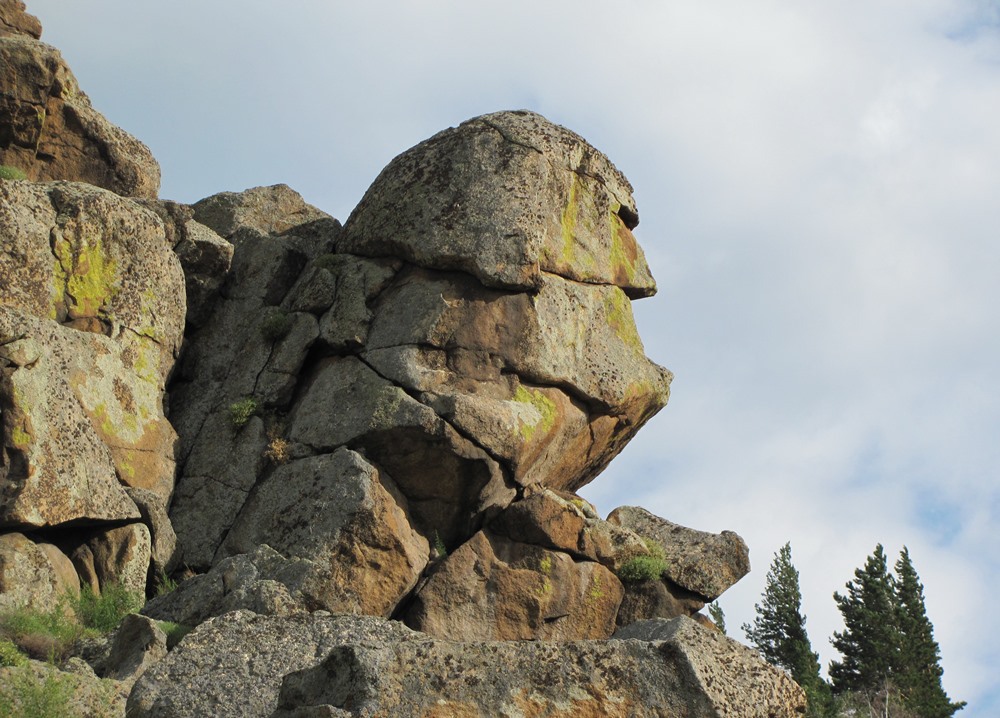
[[0, 3, 807, 715]]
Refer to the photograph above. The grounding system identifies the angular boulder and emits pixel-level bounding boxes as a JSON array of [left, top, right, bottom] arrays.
[[609, 506, 750, 601], [404, 530, 624, 641]]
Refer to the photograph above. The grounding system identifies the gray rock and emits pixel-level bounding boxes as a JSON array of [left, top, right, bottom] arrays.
[[143, 545, 322, 626], [341, 110, 655, 298], [615, 578, 707, 628], [219, 448, 428, 617], [0, 532, 79, 613], [608, 506, 750, 601], [192, 184, 331, 241], [92, 614, 168, 689], [127, 610, 423, 718], [274, 616, 805, 717]]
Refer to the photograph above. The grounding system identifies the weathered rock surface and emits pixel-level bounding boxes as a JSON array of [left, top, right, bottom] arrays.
[[616, 578, 708, 627], [0, 33, 159, 196], [404, 530, 624, 641], [142, 545, 318, 625], [341, 109, 655, 298], [0, 0, 41, 39], [192, 184, 330, 241], [273, 616, 805, 718], [490, 488, 647, 572], [0, 180, 184, 608], [127, 610, 424, 718], [0, 531, 78, 613], [88, 613, 168, 690], [609, 505, 750, 601]]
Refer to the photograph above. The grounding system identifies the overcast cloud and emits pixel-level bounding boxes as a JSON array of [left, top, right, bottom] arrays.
[[26, 0, 1000, 712]]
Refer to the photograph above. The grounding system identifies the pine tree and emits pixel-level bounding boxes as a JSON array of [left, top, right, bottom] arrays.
[[743, 543, 832, 716], [893, 548, 965, 718], [708, 601, 726, 634], [829, 544, 900, 696]]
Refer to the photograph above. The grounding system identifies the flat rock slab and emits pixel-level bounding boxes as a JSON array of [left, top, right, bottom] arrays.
[[273, 616, 805, 717]]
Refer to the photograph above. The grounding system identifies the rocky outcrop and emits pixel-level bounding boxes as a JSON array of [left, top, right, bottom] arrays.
[[0, 180, 185, 601], [0, 0, 41, 39], [0, 10, 784, 706], [166, 112, 672, 639], [0, 12, 158, 197]]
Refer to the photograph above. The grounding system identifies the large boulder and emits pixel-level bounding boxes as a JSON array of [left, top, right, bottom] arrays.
[[0, 33, 159, 196], [273, 616, 806, 717], [126, 610, 424, 718], [340, 109, 655, 298]]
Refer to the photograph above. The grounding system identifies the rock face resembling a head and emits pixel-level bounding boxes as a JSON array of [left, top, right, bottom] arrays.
[[165, 112, 673, 628], [341, 110, 656, 297]]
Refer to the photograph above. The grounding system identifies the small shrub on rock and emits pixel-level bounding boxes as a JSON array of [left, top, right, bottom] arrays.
[[229, 397, 258, 428], [0, 165, 27, 181], [617, 539, 670, 583], [0, 638, 26, 668]]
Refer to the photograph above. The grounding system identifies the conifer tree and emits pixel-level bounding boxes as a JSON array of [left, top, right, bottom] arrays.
[[893, 548, 965, 718], [743, 543, 832, 716], [708, 601, 726, 634], [829, 544, 899, 695]]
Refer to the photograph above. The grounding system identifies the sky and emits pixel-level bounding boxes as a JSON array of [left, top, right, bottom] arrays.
[[25, 0, 999, 712]]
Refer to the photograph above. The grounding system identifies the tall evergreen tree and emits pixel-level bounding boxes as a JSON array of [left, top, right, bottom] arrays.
[[893, 548, 965, 718], [743, 543, 832, 716], [829, 544, 900, 695], [708, 601, 726, 635]]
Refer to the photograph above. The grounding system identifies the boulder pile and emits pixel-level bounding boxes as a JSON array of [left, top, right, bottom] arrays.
[[0, 2, 805, 715]]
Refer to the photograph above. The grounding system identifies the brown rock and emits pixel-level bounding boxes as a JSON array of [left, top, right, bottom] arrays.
[[615, 579, 707, 628], [0, 0, 41, 39], [607, 506, 750, 601], [489, 488, 648, 572], [405, 530, 623, 641], [0, 37, 159, 196]]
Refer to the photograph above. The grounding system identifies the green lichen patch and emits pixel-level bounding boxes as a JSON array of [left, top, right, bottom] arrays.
[[52, 232, 119, 321], [229, 398, 258, 428], [601, 289, 643, 353], [513, 384, 558, 441], [608, 210, 640, 284]]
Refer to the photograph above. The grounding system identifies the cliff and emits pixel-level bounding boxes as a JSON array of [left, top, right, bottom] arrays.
[[0, 1, 806, 715]]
